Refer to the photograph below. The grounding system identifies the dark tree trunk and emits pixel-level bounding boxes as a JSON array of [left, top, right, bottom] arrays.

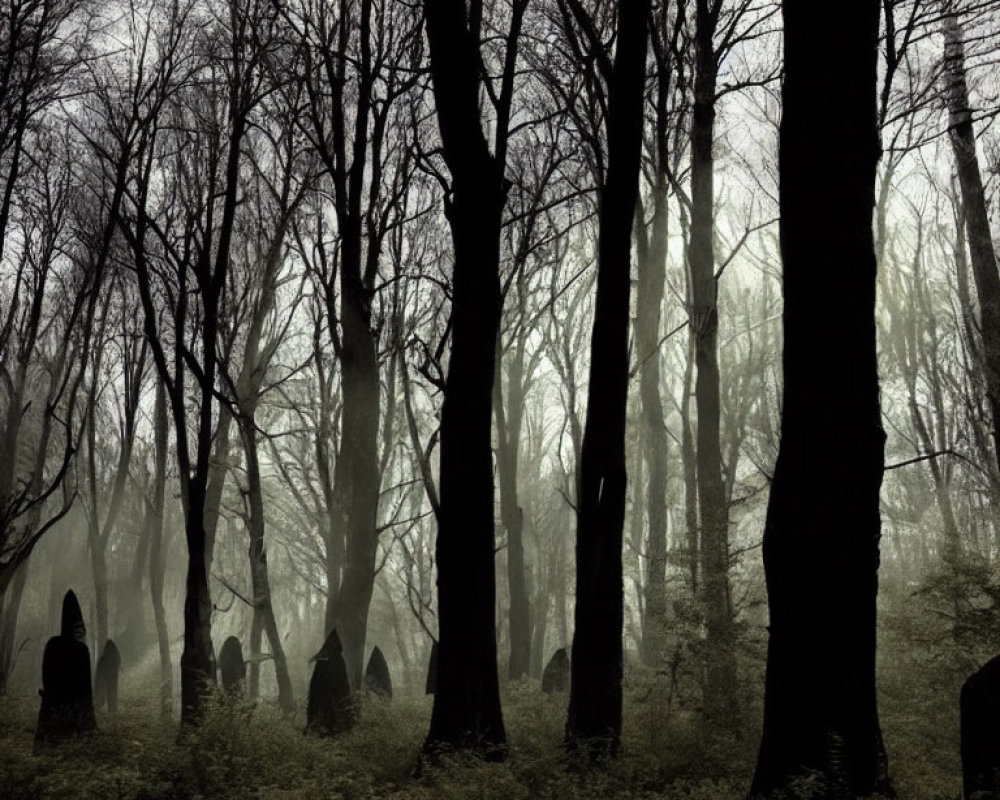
[[422, 0, 524, 757], [241, 419, 295, 711], [329, 280, 380, 691], [681, 335, 700, 593], [749, 2, 889, 796], [307, 0, 385, 692], [944, 11, 1000, 475], [203, 408, 232, 581], [179, 482, 217, 724], [149, 379, 172, 718], [565, 0, 649, 759], [689, 0, 737, 721]]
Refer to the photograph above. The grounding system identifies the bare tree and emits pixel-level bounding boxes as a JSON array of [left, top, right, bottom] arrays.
[[557, 0, 650, 759]]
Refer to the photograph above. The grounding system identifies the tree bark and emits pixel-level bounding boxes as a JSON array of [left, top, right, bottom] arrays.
[[495, 329, 532, 681], [328, 271, 380, 691], [749, 2, 889, 795], [422, 0, 523, 757], [240, 419, 295, 711], [565, 0, 649, 758], [689, 0, 737, 721], [149, 377, 172, 718], [635, 182, 669, 668], [0, 559, 28, 694], [944, 10, 1000, 476]]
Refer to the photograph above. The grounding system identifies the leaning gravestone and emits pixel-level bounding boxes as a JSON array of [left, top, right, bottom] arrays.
[[364, 645, 392, 699], [219, 635, 246, 694], [94, 639, 121, 715], [35, 590, 97, 746], [425, 640, 439, 695], [305, 628, 353, 736], [961, 654, 1000, 800], [541, 647, 570, 694]]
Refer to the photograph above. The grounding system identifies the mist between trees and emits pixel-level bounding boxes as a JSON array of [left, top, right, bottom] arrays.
[[0, 0, 998, 797]]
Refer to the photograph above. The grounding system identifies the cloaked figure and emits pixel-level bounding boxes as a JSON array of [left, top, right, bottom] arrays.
[[35, 590, 97, 747], [364, 645, 392, 699], [218, 636, 246, 694], [93, 639, 121, 715], [305, 628, 353, 736], [961, 654, 1000, 800], [425, 640, 438, 695], [541, 647, 569, 694]]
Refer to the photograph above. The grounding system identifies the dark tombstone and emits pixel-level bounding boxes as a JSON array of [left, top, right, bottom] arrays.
[[93, 639, 121, 715], [541, 647, 569, 694], [218, 636, 246, 694], [305, 629, 353, 736], [425, 640, 438, 695], [961, 654, 1000, 800], [364, 645, 392, 699], [35, 590, 97, 747]]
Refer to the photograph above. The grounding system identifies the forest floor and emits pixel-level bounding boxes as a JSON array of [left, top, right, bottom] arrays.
[[0, 671, 960, 800]]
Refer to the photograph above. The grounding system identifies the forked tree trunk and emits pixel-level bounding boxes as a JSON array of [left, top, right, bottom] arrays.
[[241, 420, 295, 711], [750, 2, 889, 795], [565, 0, 649, 759], [422, 0, 521, 757]]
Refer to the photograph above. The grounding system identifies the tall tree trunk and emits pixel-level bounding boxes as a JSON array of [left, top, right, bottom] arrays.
[[179, 483, 217, 723], [944, 10, 1000, 475], [681, 334, 700, 593], [636, 182, 669, 668], [495, 332, 531, 681], [422, 0, 523, 756], [329, 284, 380, 691], [566, 0, 649, 758], [149, 379, 172, 718], [689, 0, 737, 721], [203, 408, 232, 582], [749, 2, 889, 795], [241, 420, 295, 711]]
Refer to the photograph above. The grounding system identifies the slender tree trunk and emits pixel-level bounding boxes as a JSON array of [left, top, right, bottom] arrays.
[[749, 2, 889, 795], [680, 335, 700, 593], [944, 10, 1000, 475], [636, 182, 669, 668], [689, 0, 737, 721], [149, 379, 172, 718], [241, 420, 295, 711], [180, 479, 217, 723], [495, 334, 531, 681], [566, 0, 649, 758], [203, 408, 232, 581]]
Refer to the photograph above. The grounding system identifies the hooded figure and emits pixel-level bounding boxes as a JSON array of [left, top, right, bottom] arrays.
[[35, 590, 97, 746], [305, 629, 353, 736], [541, 647, 570, 694], [94, 639, 121, 715], [363, 645, 392, 699], [218, 636, 246, 694]]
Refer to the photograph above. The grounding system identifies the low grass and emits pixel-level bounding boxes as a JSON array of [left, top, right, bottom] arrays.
[[0, 669, 958, 800]]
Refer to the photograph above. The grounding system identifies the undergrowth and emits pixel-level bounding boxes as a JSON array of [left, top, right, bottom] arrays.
[[0, 671, 958, 800]]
